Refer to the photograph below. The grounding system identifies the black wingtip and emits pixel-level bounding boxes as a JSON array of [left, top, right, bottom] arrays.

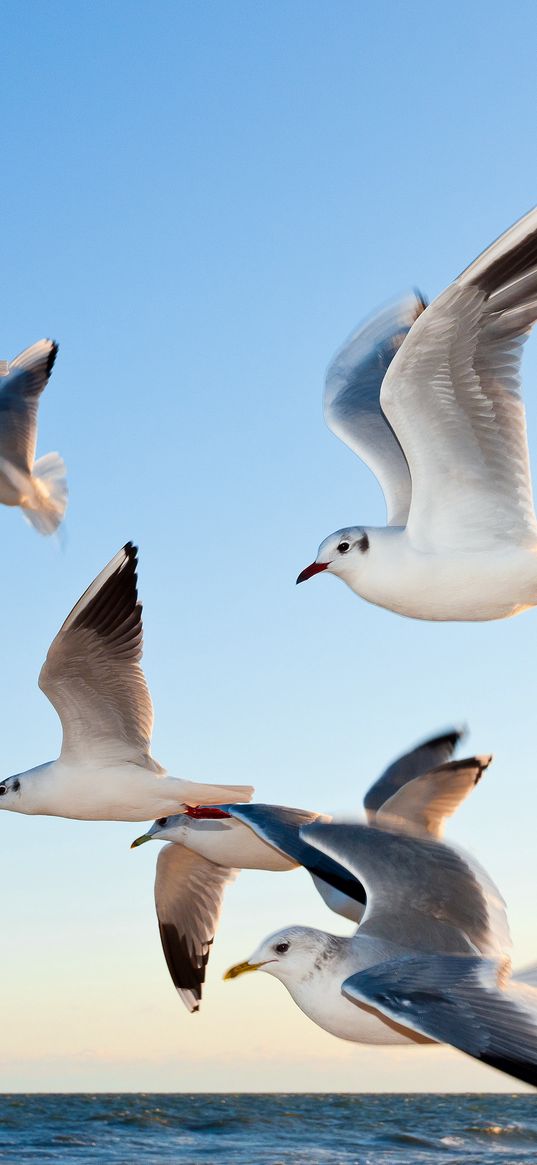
[[472, 221, 537, 297], [413, 288, 429, 315], [159, 921, 209, 1004], [47, 341, 59, 377], [425, 729, 464, 751], [72, 541, 141, 644]]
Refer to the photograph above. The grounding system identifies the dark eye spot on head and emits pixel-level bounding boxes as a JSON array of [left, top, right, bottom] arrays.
[[0, 785, 7, 797], [358, 532, 369, 552], [12, 779, 20, 793], [275, 941, 290, 955], [157, 818, 168, 827], [338, 541, 350, 554]]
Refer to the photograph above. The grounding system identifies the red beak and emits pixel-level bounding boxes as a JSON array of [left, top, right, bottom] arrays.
[[296, 561, 330, 584]]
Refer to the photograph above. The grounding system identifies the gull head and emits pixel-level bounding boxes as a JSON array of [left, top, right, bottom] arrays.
[[131, 806, 234, 847], [0, 775, 22, 809], [131, 815, 185, 847], [296, 528, 370, 586], [224, 925, 340, 986]]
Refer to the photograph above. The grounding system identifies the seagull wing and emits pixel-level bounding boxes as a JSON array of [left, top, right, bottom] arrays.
[[0, 340, 58, 473], [363, 727, 464, 821], [38, 543, 155, 766], [300, 821, 510, 962], [324, 292, 426, 526], [155, 842, 237, 1012], [342, 954, 537, 1088], [374, 756, 491, 839], [228, 804, 367, 919], [380, 206, 537, 551]]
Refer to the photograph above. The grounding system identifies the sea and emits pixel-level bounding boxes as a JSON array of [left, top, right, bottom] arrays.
[[0, 1093, 536, 1164]]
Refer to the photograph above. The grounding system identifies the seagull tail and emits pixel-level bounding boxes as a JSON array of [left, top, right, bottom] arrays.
[[181, 780, 254, 807], [23, 452, 68, 535]]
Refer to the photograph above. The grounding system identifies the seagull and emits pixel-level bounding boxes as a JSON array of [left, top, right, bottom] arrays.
[[225, 817, 537, 1088], [0, 339, 67, 534], [297, 205, 537, 621], [131, 727, 487, 1011], [0, 543, 253, 820]]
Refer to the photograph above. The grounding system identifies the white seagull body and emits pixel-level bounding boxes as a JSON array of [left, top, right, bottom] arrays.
[[133, 728, 489, 1011], [298, 206, 537, 621], [226, 817, 537, 1087], [0, 339, 67, 535], [0, 544, 253, 821]]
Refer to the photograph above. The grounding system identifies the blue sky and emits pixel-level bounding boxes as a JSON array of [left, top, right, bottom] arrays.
[[1, 0, 537, 1091]]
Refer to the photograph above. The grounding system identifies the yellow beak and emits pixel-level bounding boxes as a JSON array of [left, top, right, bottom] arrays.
[[130, 833, 152, 848], [223, 960, 266, 980]]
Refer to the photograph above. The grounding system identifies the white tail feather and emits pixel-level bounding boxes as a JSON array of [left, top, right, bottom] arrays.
[[180, 781, 254, 807], [23, 452, 68, 535]]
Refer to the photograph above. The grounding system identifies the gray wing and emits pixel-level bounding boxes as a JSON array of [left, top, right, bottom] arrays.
[[364, 728, 464, 820], [324, 292, 427, 526], [155, 843, 237, 1012], [0, 340, 58, 472], [343, 954, 537, 1088], [38, 543, 155, 766], [374, 756, 491, 839], [380, 206, 537, 552], [228, 804, 367, 919], [300, 821, 510, 962]]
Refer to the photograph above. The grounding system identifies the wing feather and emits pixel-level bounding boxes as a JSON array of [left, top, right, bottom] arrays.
[[0, 340, 58, 472], [324, 292, 426, 525], [155, 843, 237, 1012], [380, 207, 537, 551], [38, 544, 154, 765], [343, 954, 537, 1088], [364, 728, 463, 821]]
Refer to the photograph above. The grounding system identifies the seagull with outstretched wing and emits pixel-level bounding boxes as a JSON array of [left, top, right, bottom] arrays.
[[0, 339, 67, 534], [225, 814, 537, 1088], [297, 206, 537, 621], [131, 727, 485, 1012], [0, 544, 253, 821]]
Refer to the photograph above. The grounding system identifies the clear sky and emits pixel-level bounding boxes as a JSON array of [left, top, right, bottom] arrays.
[[1, 0, 537, 1092]]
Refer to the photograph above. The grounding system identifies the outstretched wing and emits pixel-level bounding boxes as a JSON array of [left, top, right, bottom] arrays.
[[343, 954, 537, 1088], [324, 292, 426, 526], [0, 340, 58, 473], [155, 843, 237, 1012], [300, 821, 510, 962], [364, 728, 464, 821], [380, 206, 537, 551], [38, 543, 154, 766], [374, 756, 491, 839]]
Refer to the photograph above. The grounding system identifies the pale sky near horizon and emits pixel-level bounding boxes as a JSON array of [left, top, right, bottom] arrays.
[[1, 0, 537, 1092]]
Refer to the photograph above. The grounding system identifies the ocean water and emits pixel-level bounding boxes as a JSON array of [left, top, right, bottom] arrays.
[[0, 1093, 535, 1164]]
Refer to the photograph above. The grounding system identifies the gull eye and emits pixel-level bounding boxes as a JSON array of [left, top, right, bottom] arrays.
[[0, 785, 7, 796], [338, 541, 350, 554], [275, 941, 290, 955], [157, 817, 168, 827]]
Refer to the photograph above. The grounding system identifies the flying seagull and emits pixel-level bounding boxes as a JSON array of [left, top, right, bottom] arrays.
[[132, 728, 487, 1011], [0, 339, 67, 534], [297, 205, 537, 621], [0, 543, 253, 820], [225, 815, 537, 1088]]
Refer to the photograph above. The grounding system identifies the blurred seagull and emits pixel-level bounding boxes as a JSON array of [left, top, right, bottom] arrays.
[[0, 339, 67, 534], [0, 543, 253, 820], [297, 205, 537, 621], [131, 728, 488, 1012], [225, 816, 537, 1088]]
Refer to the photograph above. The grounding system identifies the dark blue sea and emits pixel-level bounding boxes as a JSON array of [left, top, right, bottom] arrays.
[[0, 1093, 535, 1164]]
